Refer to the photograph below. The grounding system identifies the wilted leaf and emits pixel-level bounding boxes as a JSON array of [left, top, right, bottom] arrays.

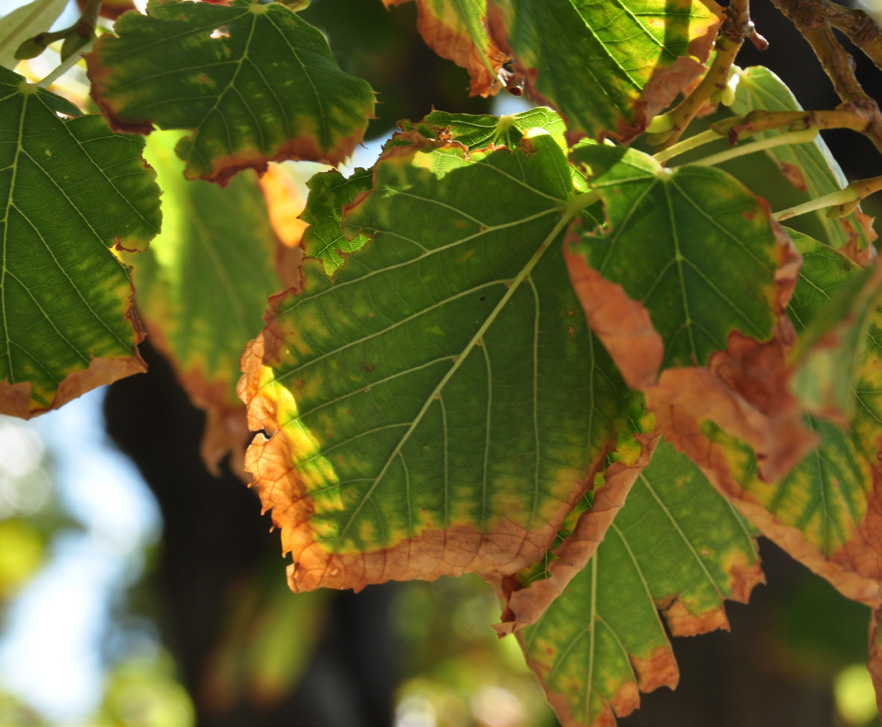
[[87, 0, 376, 184], [516, 439, 762, 727], [239, 132, 634, 592], [728, 66, 876, 252], [383, 0, 509, 96], [300, 167, 372, 275], [495, 426, 662, 635], [486, 0, 721, 141], [129, 130, 285, 473], [0, 67, 161, 418]]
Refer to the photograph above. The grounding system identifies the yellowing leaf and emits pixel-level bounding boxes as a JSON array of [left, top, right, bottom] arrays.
[[129, 130, 286, 473], [239, 133, 635, 592], [515, 439, 762, 727]]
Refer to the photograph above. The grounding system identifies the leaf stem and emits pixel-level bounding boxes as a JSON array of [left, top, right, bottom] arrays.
[[652, 129, 723, 164], [684, 127, 819, 168], [37, 40, 93, 87], [773, 175, 882, 221]]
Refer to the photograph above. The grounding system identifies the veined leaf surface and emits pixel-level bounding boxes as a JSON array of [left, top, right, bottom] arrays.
[[87, 0, 375, 184], [487, 0, 721, 141], [677, 236, 882, 604], [0, 68, 161, 417], [518, 440, 761, 727], [383, 0, 509, 96], [239, 133, 635, 591], [129, 131, 285, 472], [568, 145, 791, 386]]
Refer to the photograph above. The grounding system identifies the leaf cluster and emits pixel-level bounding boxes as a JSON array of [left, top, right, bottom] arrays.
[[1, 0, 882, 725]]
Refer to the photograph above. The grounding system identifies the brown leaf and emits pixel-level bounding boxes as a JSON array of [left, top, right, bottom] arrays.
[[564, 235, 664, 390]]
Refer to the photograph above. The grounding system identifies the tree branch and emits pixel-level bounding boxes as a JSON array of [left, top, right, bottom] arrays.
[[813, 0, 882, 72], [767, 0, 882, 152]]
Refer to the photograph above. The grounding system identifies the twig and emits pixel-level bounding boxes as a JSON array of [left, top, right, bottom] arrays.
[[768, 0, 882, 152], [813, 0, 882, 72], [774, 174, 882, 220], [712, 107, 880, 140], [657, 0, 755, 148]]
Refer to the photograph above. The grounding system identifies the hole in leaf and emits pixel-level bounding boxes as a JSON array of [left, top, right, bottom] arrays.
[[209, 26, 230, 39]]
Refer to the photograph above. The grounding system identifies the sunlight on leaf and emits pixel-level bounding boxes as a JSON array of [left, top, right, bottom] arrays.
[[239, 132, 634, 592]]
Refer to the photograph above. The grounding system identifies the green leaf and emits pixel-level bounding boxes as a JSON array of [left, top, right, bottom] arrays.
[[421, 107, 597, 194], [570, 145, 786, 379], [86, 0, 376, 184], [0, 68, 161, 417], [518, 440, 760, 727], [128, 130, 284, 471], [300, 167, 372, 275], [486, 0, 721, 141], [729, 66, 875, 251], [423, 107, 568, 152], [787, 228, 861, 334], [791, 255, 882, 423], [0, 0, 68, 70], [239, 134, 634, 592], [383, 0, 509, 96]]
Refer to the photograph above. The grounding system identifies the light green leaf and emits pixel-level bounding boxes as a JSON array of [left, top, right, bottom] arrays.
[[423, 106, 568, 152], [0, 67, 161, 417], [86, 0, 376, 184], [787, 228, 861, 334], [127, 130, 284, 470], [300, 167, 373, 275], [570, 144, 785, 375], [239, 134, 634, 592], [0, 0, 68, 70], [729, 66, 875, 251], [487, 0, 721, 141], [791, 253, 882, 423], [519, 440, 761, 727]]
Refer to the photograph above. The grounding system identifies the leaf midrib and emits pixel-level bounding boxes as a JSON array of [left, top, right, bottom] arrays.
[[330, 203, 577, 553]]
